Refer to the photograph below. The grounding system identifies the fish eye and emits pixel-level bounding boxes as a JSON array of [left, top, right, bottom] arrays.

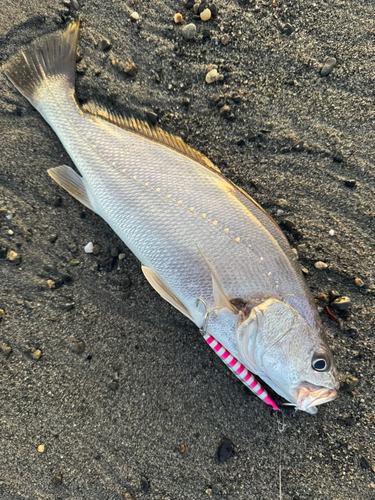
[[312, 350, 331, 372]]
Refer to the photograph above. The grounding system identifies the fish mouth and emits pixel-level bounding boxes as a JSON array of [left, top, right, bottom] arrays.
[[294, 382, 338, 414]]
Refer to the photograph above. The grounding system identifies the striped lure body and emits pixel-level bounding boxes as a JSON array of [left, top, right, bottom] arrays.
[[3, 21, 340, 414]]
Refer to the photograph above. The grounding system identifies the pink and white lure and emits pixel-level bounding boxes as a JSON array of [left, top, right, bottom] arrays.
[[203, 332, 279, 411]]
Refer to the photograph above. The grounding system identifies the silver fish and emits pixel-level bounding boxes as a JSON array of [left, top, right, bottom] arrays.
[[3, 21, 339, 413]]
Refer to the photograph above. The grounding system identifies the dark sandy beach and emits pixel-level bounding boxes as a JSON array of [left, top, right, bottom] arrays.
[[1, 1, 374, 499]]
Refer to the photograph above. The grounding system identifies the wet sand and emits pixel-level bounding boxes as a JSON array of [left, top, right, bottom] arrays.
[[0, 1, 374, 499]]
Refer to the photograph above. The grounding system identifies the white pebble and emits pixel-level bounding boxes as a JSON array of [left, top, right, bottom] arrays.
[[314, 261, 328, 270], [8, 230, 14, 235], [118, 253, 126, 261], [130, 11, 140, 21], [205, 69, 223, 84], [329, 229, 335, 236], [277, 209, 284, 215], [6, 213, 13, 220], [200, 8, 212, 21], [84, 242, 94, 253]]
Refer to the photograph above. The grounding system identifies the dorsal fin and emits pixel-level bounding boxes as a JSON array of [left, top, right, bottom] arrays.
[[81, 101, 221, 174]]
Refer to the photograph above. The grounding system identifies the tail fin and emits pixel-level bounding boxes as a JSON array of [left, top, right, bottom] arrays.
[[2, 21, 79, 105]]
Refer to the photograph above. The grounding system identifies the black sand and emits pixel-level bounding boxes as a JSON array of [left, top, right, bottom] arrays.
[[1, 1, 374, 499]]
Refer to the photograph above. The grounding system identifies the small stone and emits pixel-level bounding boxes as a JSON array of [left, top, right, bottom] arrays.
[[84, 242, 94, 253], [372, 465, 375, 474], [360, 457, 370, 469], [70, 0, 79, 9], [181, 23, 197, 40], [68, 259, 80, 266], [37, 444, 45, 453], [110, 247, 120, 258], [123, 62, 137, 77], [354, 278, 364, 287], [100, 39, 111, 52], [328, 290, 341, 303], [341, 375, 359, 392], [200, 8, 212, 21], [219, 105, 231, 117], [329, 229, 335, 236], [275, 198, 288, 208], [220, 34, 230, 45], [49, 234, 58, 243], [205, 489, 213, 496], [180, 444, 185, 453], [7, 250, 20, 262], [140, 477, 149, 492], [193, 3, 200, 14], [198, 2, 207, 13], [209, 3, 218, 17], [92, 244, 102, 255], [124, 493, 134, 500], [316, 293, 328, 301], [205, 69, 223, 84], [121, 276, 131, 289], [8, 230, 14, 236], [282, 23, 294, 35], [185, 0, 195, 9], [174, 13, 183, 24], [0, 309, 5, 319], [52, 474, 63, 486], [217, 440, 233, 462], [331, 296, 351, 311], [109, 380, 119, 391], [321, 57, 337, 77], [333, 151, 343, 162], [77, 341, 86, 354], [52, 196, 62, 207], [146, 112, 158, 126], [302, 267, 309, 275], [33, 349, 42, 360], [314, 261, 328, 270], [130, 11, 140, 21], [118, 253, 126, 261], [47, 279, 56, 289], [2, 345, 11, 356], [344, 179, 356, 188]]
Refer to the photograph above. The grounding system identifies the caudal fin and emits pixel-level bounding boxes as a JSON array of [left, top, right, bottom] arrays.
[[2, 20, 79, 105]]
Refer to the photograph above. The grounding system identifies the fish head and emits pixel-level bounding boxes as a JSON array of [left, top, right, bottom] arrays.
[[236, 298, 339, 414]]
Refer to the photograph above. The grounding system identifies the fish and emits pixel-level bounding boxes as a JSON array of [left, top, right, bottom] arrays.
[[3, 20, 340, 414]]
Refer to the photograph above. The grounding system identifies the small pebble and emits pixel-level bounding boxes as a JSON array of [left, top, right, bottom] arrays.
[[200, 8, 212, 21], [123, 62, 137, 77], [205, 489, 213, 496], [314, 261, 328, 270], [130, 11, 140, 21], [100, 39, 111, 52], [316, 293, 328, 301], [193, 3, 200, 14], [92, 244, 102, 255], [33, 349, 42, 360], [84, 242, 94, 253], [219, 105, 231, 117], [70, 0, 79, 9], [0, 309, 5, 319], [47, 279, 56, 289], [328, 290, 341, 303], [37, 444, 45, 453], [329, 229, 335, 236], [275, 198, 288, 208], [321, 57, 337, 77], [344, 179, 356, 188], [331, 296, 351, 311], [77, 341, 86, 354], [146, 112, 158, 126], [205, 69, 223, 84], [180, 444, 185, 453], [68, 259, 80, 266], [360, 457, 370, 469], [217, 440, 233, 462], [181, 23, 197, 40], [141, 477, 149, 492], [302, 267, 309, 275], [209, 3, 218, 17], [109, 380, 119, 391], [52, 474, 63, 486], [110, 247, 120, 258], [333, 151, 343, 162], [124, 493, 134, 500], [220, 34, 230, 45], [7, 250, 20, 262], [2, 345, 12, 356], [282, 23, 294, 35], [174, 13, 183, 24], [6, 213, 13, 220], [340, 375, 359, 392], [49, 234, 58, 243], [354, 278, 364, 287], [8, 230, 14, 236], [118, 253, 126, 261], [198, 2, 207, 13]]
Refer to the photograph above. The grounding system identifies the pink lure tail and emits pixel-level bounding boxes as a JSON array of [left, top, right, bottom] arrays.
[[204, 333, 279, 411]]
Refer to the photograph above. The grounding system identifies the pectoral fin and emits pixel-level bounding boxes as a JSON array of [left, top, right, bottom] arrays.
[[141, 266, 193, 321], [48, 165, 95, 211], [196, 246, 238, 314]]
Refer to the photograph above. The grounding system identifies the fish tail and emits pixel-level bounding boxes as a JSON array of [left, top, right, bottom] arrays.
[[2, 20, 79, 109]]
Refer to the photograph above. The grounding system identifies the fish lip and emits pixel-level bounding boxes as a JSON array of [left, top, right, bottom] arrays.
[[294, 382, 338, 412]]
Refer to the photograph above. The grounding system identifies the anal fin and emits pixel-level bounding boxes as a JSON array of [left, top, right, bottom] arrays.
[[142, 266, 193, 321], [48, 165, 95, 212]]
